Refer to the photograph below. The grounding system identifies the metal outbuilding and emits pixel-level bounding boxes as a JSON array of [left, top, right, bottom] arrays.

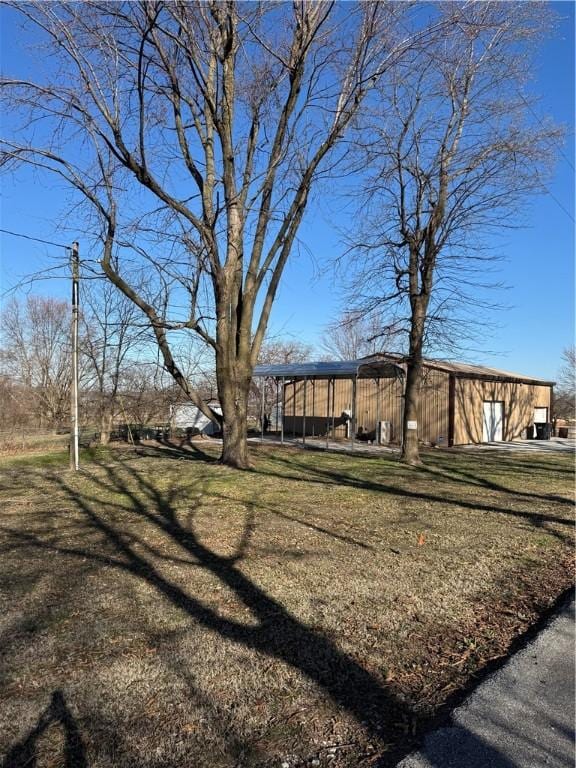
[[253, 354, 554, 448]]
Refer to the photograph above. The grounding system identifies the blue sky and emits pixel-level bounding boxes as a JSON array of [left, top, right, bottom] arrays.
[[1, 2, 574, 381], [269, 1, 576, 378]]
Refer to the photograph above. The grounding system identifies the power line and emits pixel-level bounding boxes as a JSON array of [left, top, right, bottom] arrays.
[[0, 227, 70, 250], [541, 186, 575, 223], [517, 91, 575, 173]]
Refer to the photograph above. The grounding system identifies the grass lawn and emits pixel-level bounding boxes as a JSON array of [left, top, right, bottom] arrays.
[[0, 442, 573, 767]]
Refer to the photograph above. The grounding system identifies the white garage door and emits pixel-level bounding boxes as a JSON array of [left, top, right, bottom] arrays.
[[483, 401, 504, 442]]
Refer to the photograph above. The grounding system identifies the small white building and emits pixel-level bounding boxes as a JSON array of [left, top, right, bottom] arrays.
[[170, 401, 222, 436]]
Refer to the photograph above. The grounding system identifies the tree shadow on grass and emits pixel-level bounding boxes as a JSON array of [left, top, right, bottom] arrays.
[[0, 457, 409, 760], [2, 690, 87, 768], [144, 436, 218, 463], [0, 449, 572, 766], [256, 452, 574, 544], [415, 456, 574, 508], [433, 450, 576, 478]]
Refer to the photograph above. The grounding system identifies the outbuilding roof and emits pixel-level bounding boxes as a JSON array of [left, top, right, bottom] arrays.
[[254, 354, 554, 386], [418, 358, 555, 385]]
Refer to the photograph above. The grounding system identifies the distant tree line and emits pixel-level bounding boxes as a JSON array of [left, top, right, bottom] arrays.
[[0, 287, 216, 442], [0, 288, 317, 440]]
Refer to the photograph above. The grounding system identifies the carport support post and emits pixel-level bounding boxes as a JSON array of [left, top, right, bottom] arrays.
[[400, 369, 406, 454], [275, 378, 279, 433], [302, 377, 307, 447], [326, 378, 331, 450], [293, 380, 296, 439], [351, 376, 357, 452], [311, 380, 316, 437], [281, 377, 285, 444], [331, 378, 335, 440], [260, 376, 265, 442], [375, 377, 381, 445]]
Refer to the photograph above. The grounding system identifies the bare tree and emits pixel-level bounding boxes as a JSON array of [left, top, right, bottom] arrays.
[[117, 364, 176, 431], [559, 346, 576, 392], [555, 345, 575, 421], [345, 2, 561, 464], [1, 2, 441, 468], [0, 374, 32, 429], [251, 338, 313, 429], [81, 279, 148, 444], [320, 310, 401, 360], [258, 339, 313, 367], [0, 296, 73, 428]]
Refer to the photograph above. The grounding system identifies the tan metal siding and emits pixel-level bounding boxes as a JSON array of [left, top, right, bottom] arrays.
[[283, 371, 447, 444], [453, 379, 552, 444], [284, 378, 354, 438], [417, 368, 450, 445], [281, 369, 551, 446]]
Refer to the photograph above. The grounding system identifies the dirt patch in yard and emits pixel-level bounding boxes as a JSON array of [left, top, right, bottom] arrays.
[[0, 444, 573, 767]]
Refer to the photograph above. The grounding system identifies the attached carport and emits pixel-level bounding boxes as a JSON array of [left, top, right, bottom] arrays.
[[253, 358, 405, 451]]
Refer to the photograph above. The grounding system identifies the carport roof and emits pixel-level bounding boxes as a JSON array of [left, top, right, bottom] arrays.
[[253, 358, 404, 380]]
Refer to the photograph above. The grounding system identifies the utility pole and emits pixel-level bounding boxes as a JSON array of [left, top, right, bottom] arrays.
[[70, 241, 80, 471]]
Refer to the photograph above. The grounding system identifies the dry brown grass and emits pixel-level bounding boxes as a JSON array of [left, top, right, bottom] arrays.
[[0, 430, 70, 457], [0, 442, 573, 767]]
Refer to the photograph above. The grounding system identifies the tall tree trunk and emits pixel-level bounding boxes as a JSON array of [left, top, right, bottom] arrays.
[[401, 300, 426, 465], [220, 400, 250, 468], [217, 359, 251, 470], [99, 403, 114, 446], [401, 359, 423, 465]]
